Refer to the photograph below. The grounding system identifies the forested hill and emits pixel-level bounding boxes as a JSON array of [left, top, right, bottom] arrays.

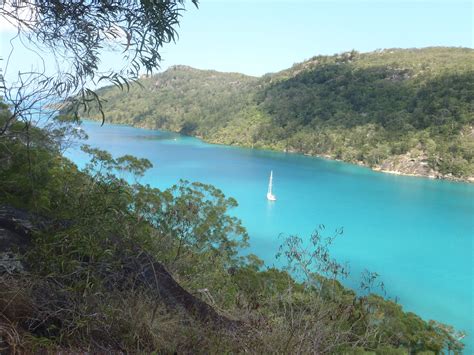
[[88, 47, 474, 181]]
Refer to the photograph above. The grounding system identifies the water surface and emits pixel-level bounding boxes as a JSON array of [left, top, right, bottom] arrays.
[[66, 120, 474, 352]]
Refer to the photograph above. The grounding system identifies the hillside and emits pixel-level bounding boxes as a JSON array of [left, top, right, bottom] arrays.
[[0, 102, 466, 353], [88, 47, 474, 181]]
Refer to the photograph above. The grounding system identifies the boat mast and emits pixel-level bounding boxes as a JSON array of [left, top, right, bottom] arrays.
[[268, 170, 273, 195]]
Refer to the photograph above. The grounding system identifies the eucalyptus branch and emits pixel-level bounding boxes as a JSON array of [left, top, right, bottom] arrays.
[[1, 0, 198, 125]]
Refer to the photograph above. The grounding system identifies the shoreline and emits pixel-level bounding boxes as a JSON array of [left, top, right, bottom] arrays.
[[371, 166, 474, 183], [83, 118, 473, 184]]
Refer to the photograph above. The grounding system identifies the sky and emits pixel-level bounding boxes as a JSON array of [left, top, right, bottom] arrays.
[[0, 0, 472, 82], [158, 0, 473, 76]]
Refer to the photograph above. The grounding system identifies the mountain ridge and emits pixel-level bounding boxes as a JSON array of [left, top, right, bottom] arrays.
[[85, 47, 474, 182]]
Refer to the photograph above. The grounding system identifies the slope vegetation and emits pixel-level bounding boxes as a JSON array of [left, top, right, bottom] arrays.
[[89, 48, 474, 181], [0, 102, 466, 353]]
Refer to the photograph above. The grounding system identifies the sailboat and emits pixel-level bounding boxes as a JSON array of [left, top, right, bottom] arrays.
[[266, 170, 277, 201]]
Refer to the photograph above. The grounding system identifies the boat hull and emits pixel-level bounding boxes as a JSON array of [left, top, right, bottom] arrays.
[[266, 192, 276, 201]]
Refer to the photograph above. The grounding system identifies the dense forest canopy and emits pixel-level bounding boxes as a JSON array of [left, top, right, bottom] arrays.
[[87, 47, 474, 180]]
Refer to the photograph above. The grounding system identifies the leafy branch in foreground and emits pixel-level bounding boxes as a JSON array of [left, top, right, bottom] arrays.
[[0, 0, 198, 133]]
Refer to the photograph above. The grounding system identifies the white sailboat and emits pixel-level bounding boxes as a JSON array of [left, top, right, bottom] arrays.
[[266, 170, 277, 201]]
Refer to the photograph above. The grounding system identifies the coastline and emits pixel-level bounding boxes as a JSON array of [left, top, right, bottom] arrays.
[[76, 117, 474, 354], [84, 118, 474, 184], [371, 166, 474, 183]]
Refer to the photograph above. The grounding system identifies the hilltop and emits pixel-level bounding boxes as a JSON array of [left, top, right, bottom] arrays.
[[88, 47, 474, 181]]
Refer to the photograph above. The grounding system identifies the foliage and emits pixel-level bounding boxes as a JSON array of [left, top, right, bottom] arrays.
[[88, 47, 474, 179], [0, 111, 466, 353], [0, 0, 198, 138]]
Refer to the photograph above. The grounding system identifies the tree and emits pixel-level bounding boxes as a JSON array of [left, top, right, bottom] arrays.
[[0, 0, 198, 132]]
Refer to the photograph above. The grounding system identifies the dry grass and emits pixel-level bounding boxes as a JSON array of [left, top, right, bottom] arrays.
[[0, 273, 436, 354], [0, 274, 252, 353]]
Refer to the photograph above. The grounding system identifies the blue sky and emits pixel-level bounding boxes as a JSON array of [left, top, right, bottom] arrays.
[[1, 0, 472, 81], [159, 0, 472, 75]]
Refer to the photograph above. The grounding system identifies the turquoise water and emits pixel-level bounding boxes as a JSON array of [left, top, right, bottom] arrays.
[[67, 120, 474, 353]]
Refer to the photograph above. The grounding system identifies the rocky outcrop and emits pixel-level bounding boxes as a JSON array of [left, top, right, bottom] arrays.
[[374, 151, 438, 178], [373, 150, 473, 182], [0, 206, 39, 249], [118, 249, 240, 330], [0, 205, 38, 274]]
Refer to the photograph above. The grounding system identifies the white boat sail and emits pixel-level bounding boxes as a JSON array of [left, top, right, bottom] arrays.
[[266, 170, 277, 201]]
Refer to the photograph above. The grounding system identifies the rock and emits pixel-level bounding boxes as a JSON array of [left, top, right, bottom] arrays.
[[0, 250, 24, 273], [0, 205, 39, 274], [0, 205, 38, 246], [125, 250, 241, 330], [375, 150, 439, 178]]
